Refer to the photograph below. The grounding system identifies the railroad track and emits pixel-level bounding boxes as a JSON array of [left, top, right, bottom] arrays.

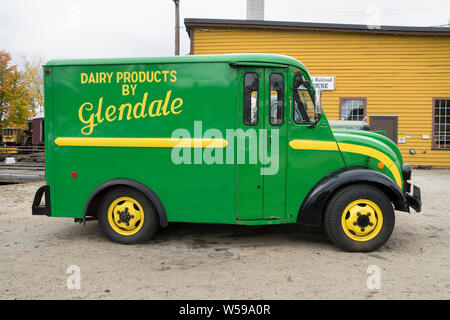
[[0, 163, 45, 170], [0, 160, 45, 183]]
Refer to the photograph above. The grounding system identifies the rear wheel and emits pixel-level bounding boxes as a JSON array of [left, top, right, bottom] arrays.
[[324, 184, 395, 252], [98, 186, 158, 244]]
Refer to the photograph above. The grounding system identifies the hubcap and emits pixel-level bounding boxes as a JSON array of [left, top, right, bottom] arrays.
[[107, 197, 144, 235], [341, 199, 383, 242]]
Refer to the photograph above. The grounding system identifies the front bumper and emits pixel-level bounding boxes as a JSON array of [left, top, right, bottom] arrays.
[[405, 184, 421, 213], [402, 164, 421, 213], [32, 185, 51, 216]]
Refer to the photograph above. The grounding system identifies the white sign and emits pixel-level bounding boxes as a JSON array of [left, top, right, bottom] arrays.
[[312, 76, 335, 91], [5, 157, 15, 164]]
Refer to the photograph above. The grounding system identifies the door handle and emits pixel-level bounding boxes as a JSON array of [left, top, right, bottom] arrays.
[[289, 96, 292, 124]]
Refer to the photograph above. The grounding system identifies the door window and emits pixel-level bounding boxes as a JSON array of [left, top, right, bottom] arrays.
[[269, 73, 284, 126], [243, 73, 259, 126]]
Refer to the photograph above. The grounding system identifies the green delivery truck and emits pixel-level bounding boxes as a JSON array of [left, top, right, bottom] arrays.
[[32, 54, 421, 252]]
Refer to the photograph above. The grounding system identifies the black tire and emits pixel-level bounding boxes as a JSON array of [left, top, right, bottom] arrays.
[[324, 184, 395, 252], [98, 186, 159, 244]]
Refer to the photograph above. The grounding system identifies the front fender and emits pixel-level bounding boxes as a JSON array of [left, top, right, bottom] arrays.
[[298, 167, 409, 228]]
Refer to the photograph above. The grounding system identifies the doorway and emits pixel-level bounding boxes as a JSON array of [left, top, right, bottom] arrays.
[[370, 115, 398, 144]]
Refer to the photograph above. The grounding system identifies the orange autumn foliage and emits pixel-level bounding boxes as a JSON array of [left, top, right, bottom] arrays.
[[0, 50, 34, 129]]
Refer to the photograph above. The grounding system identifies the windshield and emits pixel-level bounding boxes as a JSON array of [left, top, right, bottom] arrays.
[[293, 77, 315, 124]]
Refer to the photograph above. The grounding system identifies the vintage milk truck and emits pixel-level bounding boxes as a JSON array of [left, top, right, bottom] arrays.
[[32, 54, 421, 252]]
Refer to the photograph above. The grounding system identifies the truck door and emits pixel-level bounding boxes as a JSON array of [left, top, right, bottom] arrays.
[[236, 67, 264, 220], [285, 68, 346, 224], [236, 67, 287, 221], [262, 68, 287, 220]]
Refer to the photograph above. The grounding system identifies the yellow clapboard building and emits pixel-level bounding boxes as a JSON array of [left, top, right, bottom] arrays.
[[185, 18, 450, 167]]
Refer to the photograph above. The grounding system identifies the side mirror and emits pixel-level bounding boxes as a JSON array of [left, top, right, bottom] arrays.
[[293, 74, 305, 89], [314, 87, 322, 115]]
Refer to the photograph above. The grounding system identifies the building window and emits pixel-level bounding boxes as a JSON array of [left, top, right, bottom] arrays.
[[243, 72, 259, 126], [340, 98, 367, 121], [269, 73, 284, 126], [433, 98, 450, 150]]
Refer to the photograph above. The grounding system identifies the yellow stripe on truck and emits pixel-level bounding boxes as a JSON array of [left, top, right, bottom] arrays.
[[338, 143, 402, 188], [289, 139, 402, 188], [54, 137, 228, 148], [288, 140, 339, 151]]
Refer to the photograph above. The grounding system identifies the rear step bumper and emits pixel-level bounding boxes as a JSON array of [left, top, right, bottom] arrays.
[[32, 185, 51, 216]]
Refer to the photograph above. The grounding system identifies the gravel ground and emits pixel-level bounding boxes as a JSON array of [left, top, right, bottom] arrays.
[[0, 169, 449, 300]]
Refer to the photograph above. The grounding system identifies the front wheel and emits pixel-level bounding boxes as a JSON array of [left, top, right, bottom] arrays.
[[324, 184, 395, 252], [98, 186, 159, 244]]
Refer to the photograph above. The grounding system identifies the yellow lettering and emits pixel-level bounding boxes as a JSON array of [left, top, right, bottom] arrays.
[[139, 71, 146, 83], [96, 97, 104, 123], [124, 72, 131, 83], [130, 84, 137, 96], [154, 71, 161, 82], [78, 90, 184, 134], [122, 85, 130, 96], [162, 70, 169, 82], [78, 102, 97, 135], [133, 93, 148, 119], [117, 72, 123, 83], [99, 73, 106, 83], [148, 100, 162, 117], [147, 72, 154, 82], [88, 73, 96, 84], [118, 103, 133, 120], [106, 72, 113, 83], [170, 70, 177, 82], [105, 105, 117, 122], [81, 73, 88, 84], [161, 90, 172, 116], [171, 98, 183, 115], [131, 72, 138, 83]]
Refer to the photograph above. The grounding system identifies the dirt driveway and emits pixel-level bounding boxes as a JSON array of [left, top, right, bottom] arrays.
[[0, 169, 449, 299]]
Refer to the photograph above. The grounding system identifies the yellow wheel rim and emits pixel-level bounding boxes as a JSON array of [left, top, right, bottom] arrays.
[[107, 197, 144, 236], [341, 199, 383, 242]]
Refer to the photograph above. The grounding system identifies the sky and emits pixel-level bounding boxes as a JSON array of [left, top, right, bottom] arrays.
[[1, 0, 450, 67]]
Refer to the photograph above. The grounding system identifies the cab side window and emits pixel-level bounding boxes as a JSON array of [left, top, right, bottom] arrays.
[[293, 78, 315, 124], [243, 73, 259, 126], [269, 73, 284, 126]]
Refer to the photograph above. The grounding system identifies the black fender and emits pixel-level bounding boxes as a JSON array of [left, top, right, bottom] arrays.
[[298, 167, 409, 228], [83, 178, 168, 227]]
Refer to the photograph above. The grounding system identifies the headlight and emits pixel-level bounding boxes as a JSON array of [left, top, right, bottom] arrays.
[[402, 164, 412, 181]]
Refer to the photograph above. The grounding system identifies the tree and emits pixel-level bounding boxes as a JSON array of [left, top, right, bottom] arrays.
[[0, 50, 34, 129], [22, 55, 44, 114]]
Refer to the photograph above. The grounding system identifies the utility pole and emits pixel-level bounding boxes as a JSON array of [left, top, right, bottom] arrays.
[[173, 0, 180, 56]]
